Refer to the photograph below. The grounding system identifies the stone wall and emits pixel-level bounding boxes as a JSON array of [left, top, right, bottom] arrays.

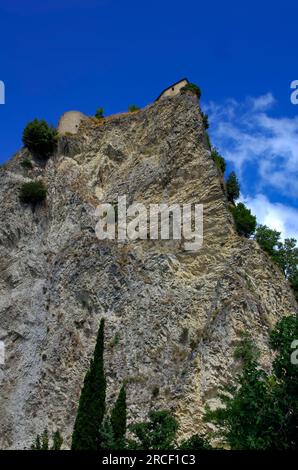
[[157, 79, 189, 100], [58, 111, 88, 134]]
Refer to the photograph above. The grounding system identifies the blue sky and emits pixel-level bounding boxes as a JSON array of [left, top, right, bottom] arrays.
[[0, 0, 297, 238]]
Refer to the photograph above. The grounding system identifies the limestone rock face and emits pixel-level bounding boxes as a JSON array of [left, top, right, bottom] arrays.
[[0, 95, 296, 449]]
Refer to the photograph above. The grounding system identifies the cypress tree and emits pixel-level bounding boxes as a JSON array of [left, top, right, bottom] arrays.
[[51, 430, 63, 450], [111, 385, 127, 448], [226, 171, 240, 203], [71, 318, 106, 450], [41, 429, 49, 450]]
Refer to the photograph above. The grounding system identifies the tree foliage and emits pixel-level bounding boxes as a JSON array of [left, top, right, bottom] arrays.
[[95, 108, 104, 119], [255, 225, 281, 260], [128, 105, 140, 112], [22, 119, 58, 158], [99, 417, 118, 450], [205, 314, 298, 450], [179, 434, 212, 450], [110, 385, 127, 448], [127, 410, 179, 450], [31, 429, 63, 450], [51, 430, 63, 450], [255, 225, 298, 300], [226, 171, 240, 203], [211, 148, 226, 174], [231, 202, 256, 238], [201, 112, 209, 130], [71, 319, 106, 450]]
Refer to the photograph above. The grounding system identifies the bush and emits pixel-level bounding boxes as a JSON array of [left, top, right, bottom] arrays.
[[180, 83, 201, 99], [128, 410, 179, 450], [128, 105, 140, 112], [201, 112, 209, 130], [226, 171, 240, 203], [22, 119, 58, 158], [95, 108, 104, 119], [19, 180, 47, 204], [211, 148, 226, 174], [231, 203, 256, 238], [179, 434, 212, 450], [20, 158, 33, 169]]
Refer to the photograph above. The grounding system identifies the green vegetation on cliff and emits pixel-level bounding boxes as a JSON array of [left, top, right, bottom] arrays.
[[71, 319, 106, 450]]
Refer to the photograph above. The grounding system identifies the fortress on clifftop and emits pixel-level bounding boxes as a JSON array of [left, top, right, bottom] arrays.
[[58, 78, 190, 135]]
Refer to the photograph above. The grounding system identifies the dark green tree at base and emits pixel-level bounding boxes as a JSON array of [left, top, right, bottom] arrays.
[[71, 318, 106, 450], [111, 385, 127, 448], [127, 410, 179, 450], [99, 385, 127, 449]]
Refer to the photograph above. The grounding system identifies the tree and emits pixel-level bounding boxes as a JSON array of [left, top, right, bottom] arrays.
[[95, 108, 104, 119], [255, 225, 282, 260], [31, 430, 63, 450], [22, 119, 58, 158], [226, 171, 240, 203], [231, 203, 256, 238], [211, 148, 226, 174], [204, 314, 298, 450], [128, 105, 140, 112], [110, 385, 127, 448], [19, 180, 47, 205], [128, 410, 178, 450], [71, 319, 106, 450], [41, 429, 49, 450], [269, 314, 298, 448], [255, 226, 298, 300], [180, 83, 201, 99], [201, 112, 209, 130], [278, 238, 298, 279], [51, 430, 63, 450], [99, 417, 118, 450], [179, 434, 212, 450]]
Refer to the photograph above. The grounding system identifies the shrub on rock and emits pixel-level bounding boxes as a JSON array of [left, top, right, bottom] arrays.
[[22, 119, 58, 158], [19, 180, 47, 204]]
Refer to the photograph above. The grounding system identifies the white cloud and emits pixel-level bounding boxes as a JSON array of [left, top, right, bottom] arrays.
[[205, 94, 298, 199], [241, 193, 298, 241], [249, 93, 276, 111]]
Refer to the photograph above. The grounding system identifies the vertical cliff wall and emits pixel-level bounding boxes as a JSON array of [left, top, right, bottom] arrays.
[[0, 94, 296, 448]]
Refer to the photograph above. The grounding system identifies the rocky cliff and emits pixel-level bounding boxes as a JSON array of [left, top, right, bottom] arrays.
[[0, 94, 296, 449]]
